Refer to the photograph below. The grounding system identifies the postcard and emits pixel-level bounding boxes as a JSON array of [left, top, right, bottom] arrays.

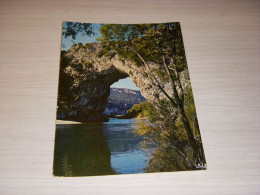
[[53, 22, 206, 176]]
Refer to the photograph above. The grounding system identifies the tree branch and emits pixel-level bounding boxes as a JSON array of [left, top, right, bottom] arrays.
[[135, 52, 177, 107]]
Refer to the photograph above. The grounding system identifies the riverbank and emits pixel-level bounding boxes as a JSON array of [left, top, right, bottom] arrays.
[[56, 120, 82, 124], [56, 117, 145, 124]]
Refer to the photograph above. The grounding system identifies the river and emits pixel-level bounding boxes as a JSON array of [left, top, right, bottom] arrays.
[[53, 118, 148, 176]]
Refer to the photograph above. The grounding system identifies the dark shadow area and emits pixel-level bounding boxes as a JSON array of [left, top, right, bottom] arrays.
[[53, 123, 115, 176], [53, 119, 148, 176]]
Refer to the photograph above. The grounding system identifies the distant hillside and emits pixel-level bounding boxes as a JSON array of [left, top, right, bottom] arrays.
[[104, 88, 146, 116]]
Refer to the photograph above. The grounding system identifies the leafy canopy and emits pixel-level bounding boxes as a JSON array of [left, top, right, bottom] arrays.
[[62, 21, 95, 40], [98, 23, 186, 70]]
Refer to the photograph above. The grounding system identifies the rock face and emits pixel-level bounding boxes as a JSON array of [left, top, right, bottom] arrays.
[[104, 88, 146, 116], [57, 43, 190, 122]]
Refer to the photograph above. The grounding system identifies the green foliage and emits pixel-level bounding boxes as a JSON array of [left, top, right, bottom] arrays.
[[62, 21, 95, 39], [73, 44, 84, 52], [145, 148, 189, 172], [184, 88, 200, 137], [122, 101, 156, 119], [84, 43, 91, 47], [98, 23, 187, 81], [97, 50, 106, 58], [133, 98, 201, 171], [152, 68, 169, 82], [143, 72, 149, 78], [84, 61, 93, 68]]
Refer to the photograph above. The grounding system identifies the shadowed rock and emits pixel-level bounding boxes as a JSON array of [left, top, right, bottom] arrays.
[[57, 43, 189, 122]]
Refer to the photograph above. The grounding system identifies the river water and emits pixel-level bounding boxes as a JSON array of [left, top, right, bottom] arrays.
[[53, 118, 148, 176]]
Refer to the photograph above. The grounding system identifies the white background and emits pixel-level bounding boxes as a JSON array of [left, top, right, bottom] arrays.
[[0, 0, 259, 194]]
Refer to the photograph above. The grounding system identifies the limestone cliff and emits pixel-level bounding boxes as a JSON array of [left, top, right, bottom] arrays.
[[104, 88, 146, 116], [57, 43, 190, 122]]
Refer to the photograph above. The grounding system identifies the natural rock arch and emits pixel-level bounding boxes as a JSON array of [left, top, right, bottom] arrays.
[[57, 43, 176, 122]]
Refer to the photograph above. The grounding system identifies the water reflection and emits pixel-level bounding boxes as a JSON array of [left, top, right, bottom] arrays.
[[53, 118, 148, 176]]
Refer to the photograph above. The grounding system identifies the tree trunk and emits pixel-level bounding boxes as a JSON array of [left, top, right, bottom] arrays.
[[162, 53, 204, 166], [136, 51, 205, 166]]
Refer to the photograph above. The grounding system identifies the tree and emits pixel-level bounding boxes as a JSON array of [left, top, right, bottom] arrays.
[[134, 96, 200, 171], [62, 21, 95, 40], [98, 23, 206, 167], [118, 101, 155, 119]]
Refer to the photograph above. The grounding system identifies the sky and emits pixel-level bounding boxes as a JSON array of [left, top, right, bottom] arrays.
[[61, 22, 139, 91], [61, 23, 102, 50], [111, 77, 139, 90]]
